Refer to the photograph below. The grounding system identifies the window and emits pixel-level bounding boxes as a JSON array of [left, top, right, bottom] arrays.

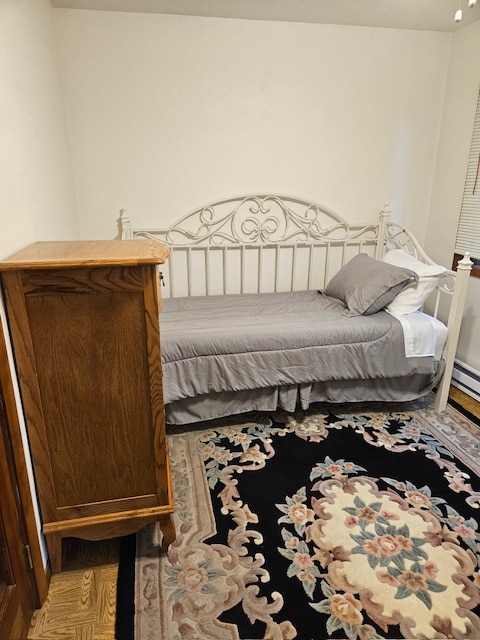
[[453, 85, 480, 279]]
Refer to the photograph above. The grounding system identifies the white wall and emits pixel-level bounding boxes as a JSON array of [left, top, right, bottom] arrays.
[[0, 0, 79, 566], [54, 10, 451, 242], [426, 19, 480, 372], [0, 0, 79, 258]]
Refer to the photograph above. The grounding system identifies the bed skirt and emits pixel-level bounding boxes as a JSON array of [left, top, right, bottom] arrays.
[[164, 366, 445, 426]]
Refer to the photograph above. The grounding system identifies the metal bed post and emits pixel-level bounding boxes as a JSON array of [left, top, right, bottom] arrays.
[[119, 208, 133, 240], [374, 203, 391, 260], [434, 253, 473, 411]]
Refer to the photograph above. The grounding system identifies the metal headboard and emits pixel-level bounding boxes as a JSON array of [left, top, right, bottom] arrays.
[[120, 195, 384, 298]]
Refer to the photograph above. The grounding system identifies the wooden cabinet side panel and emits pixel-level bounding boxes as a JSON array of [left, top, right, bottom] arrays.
[[143, 266, 173, 509], [26, 287, 158, 509], [0, 272, 58, 525]]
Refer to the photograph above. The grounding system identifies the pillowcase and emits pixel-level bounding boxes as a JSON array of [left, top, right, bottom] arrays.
[[324, 253, 418, 316], [382, 249, 447, 315]]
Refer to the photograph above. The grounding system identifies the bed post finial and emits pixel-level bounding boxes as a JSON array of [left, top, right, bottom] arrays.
[[119, 208, 132, 240], [375, 203, 391, 259]]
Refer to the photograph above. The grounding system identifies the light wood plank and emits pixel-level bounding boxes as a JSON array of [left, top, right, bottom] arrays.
[[0, 240, 170, 270], [28, 540, 118, 640], [449, 385, 480, 419]]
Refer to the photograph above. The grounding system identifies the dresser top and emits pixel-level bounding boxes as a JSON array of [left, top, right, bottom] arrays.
[[0, 240, 170, 270]]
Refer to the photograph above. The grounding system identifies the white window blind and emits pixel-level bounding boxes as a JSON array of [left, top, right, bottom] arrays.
[[455, 86, 480, 261]]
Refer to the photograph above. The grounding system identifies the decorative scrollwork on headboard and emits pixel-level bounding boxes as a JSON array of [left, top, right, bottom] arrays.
[[385, 222, 457, 294], [164, 195, 355, 245], [121, 195, 379, 245], [385, 222, 435, 264]]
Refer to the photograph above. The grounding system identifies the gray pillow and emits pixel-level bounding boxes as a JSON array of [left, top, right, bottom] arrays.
[[324, 253, 418, 316]]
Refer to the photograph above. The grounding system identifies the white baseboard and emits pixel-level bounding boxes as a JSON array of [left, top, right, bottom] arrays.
[[452, 360, 480, 403]]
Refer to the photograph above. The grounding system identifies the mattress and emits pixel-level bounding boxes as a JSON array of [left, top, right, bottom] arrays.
[[160, 290, 445, 423]]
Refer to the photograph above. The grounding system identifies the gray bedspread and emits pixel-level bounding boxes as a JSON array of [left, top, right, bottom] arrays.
[[160, 290, 440, 411]]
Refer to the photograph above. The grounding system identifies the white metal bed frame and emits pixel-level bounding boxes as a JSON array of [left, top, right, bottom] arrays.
[[119, 194, 472, 413]]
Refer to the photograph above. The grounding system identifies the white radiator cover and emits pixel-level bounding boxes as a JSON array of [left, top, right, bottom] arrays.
[[452, 359, 480, 403]]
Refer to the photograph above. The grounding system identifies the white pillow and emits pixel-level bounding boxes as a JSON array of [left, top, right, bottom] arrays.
[[382, 249, 446, 314]]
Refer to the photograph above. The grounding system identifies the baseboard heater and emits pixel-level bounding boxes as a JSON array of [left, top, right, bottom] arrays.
[[452, 359, 480, 403]]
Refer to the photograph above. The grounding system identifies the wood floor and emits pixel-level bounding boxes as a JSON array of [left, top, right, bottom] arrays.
[[449, 385, 480, 419], [27, 387, 480, 640], [28, 539, 119, 640]]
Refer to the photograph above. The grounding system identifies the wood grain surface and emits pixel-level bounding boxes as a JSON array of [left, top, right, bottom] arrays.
[[0, 240, 170, 270], [28, 539, 119, 640], [1, 244, 174, 575]]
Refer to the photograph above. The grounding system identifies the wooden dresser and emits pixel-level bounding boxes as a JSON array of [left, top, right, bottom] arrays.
[[0, 240, 175, 572]]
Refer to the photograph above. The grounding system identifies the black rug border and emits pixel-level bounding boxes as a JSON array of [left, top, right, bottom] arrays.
[[114, 399, 480, 638], [115, 533, 136, 640]]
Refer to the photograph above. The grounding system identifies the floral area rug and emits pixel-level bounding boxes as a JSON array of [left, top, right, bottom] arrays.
[[115, 401, 480, 640]]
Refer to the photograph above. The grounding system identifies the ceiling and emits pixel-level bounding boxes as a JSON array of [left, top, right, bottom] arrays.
[[51, 0, 480, 32]]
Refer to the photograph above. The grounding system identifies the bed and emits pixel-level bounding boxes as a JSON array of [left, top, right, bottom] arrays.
[[119, 195, 472, 425]]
